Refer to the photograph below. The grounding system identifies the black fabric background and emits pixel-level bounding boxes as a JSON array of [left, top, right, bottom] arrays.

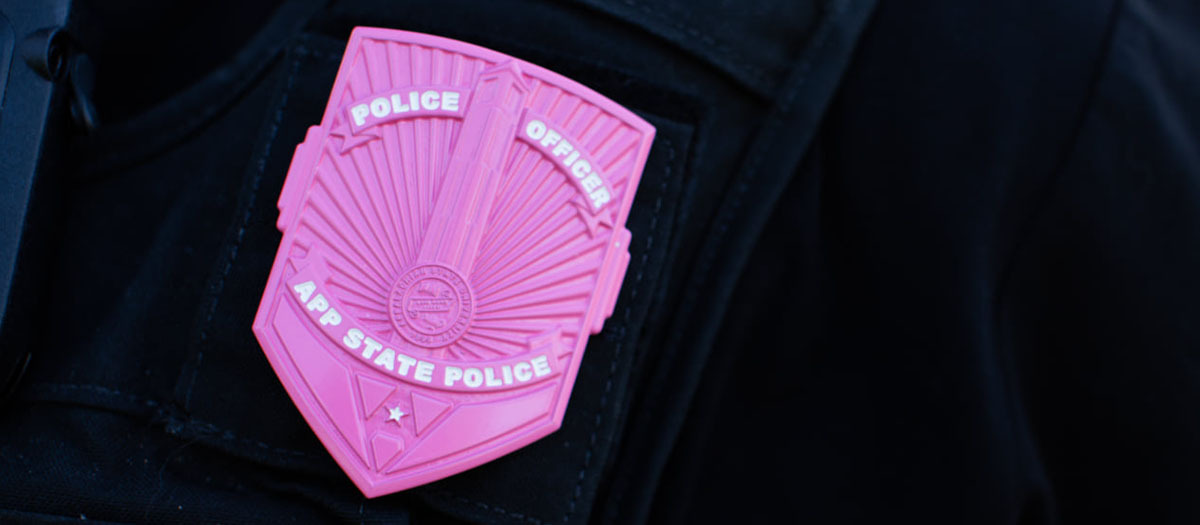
[[1, 0, 1199, 523]]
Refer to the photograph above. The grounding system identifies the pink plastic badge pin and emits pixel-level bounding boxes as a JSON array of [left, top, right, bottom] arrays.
[[251, 28, 654, 497]]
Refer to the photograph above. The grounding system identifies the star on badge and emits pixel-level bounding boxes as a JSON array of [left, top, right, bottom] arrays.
[[386, 406, 408, 426]]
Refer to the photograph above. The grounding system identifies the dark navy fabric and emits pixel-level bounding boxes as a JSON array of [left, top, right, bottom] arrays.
[[2, 0, 1199, 523]]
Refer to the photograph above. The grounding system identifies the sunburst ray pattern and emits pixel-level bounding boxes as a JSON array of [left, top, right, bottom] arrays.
[[294, 37, 645, 360]]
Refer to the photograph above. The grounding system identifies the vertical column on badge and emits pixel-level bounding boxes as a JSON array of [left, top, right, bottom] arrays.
[[417, 61, 529, 274]]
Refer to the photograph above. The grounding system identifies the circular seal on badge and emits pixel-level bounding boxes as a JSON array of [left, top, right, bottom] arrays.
[[390, 264, 474, 347]]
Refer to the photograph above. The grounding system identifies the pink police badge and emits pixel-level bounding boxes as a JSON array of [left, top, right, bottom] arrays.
[[251, 27, 654, 497]]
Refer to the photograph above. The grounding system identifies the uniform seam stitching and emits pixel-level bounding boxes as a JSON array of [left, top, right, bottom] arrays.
[[26, 382, 324, 460], [684, 0, 839, 325], [609, 0, 771, 85], [181, 45, 310, 409], [430, 492, 548, 525], [562, 139, 673, 523]]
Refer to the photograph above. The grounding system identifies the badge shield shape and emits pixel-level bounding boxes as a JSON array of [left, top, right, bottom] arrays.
[[252, 28, 655, 497]]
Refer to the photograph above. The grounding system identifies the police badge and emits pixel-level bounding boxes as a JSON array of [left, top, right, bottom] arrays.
[[251, 28, 654, 497]]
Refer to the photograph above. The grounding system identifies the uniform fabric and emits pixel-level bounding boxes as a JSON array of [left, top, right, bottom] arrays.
[[2, 0, 1199, 523]]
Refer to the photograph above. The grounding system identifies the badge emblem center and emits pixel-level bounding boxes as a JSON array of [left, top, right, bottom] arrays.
[[252, 27, 654, 497], [390, 264, 473, 346]]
